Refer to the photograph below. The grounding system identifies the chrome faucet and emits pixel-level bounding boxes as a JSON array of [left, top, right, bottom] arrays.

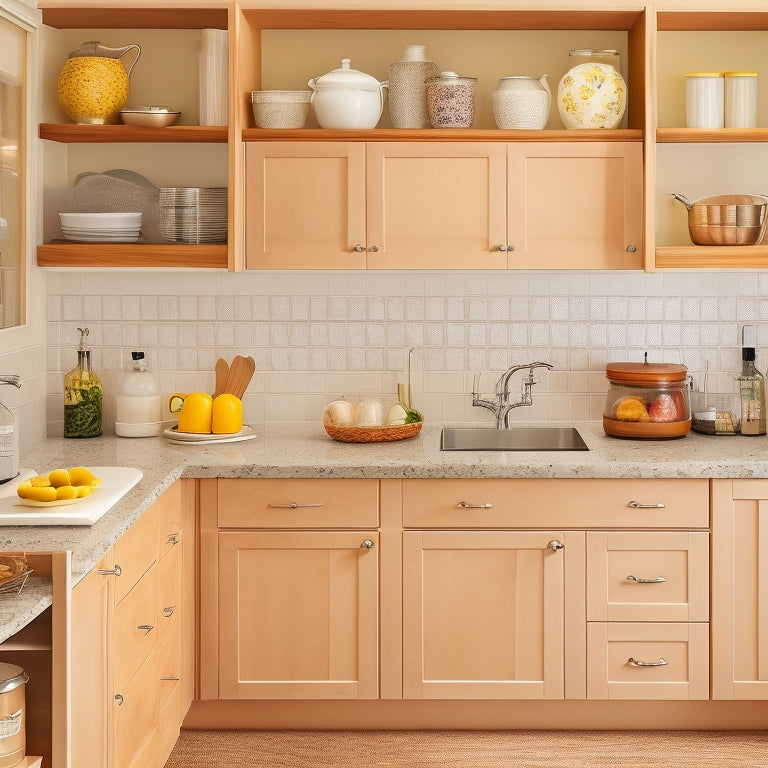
[[472, 362, 553, 429]]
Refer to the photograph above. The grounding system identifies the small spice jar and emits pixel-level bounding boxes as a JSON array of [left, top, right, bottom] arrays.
[[685, 72, 724, 128], [724, 71, 757, 128], [426, 71, 477, 128], [603, 361, 692, 439]]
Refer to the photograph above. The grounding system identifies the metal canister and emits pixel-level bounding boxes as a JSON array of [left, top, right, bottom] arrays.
[[0, 663, 28, 768]]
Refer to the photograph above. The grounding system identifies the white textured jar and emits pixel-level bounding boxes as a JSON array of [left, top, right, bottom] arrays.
[[493, 74, 551, 129], [724, 71, 757, 128], [685, 72, 724, 128], [388, 45, 439, 128]]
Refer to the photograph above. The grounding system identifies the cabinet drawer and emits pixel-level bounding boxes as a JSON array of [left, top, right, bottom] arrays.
[[114, 566, 158, 690], [401, 478, 708, 529], [587, 622, 709, 700], [157, 541, 182, 643], [113, 505, 159, 605], [114, 652, 158, 768], [157, 621, 182, 709], [218, 479, 379, 528], [587, 532, 709, 622]]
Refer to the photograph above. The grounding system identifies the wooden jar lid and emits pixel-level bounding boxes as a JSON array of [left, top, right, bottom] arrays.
[[606, 362, 688, 385]]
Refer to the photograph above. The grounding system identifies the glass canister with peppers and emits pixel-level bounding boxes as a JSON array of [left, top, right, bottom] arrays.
[[603, 358, 691, 439]]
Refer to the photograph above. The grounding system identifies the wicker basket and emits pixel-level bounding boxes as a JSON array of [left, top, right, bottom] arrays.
[[324, 422, 422, 443]]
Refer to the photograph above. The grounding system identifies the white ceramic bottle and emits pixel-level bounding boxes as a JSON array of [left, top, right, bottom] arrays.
[[115, 351, 162, 437]]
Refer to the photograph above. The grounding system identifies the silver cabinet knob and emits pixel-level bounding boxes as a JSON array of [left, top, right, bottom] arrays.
[[360, 539, 375, 549], [368, 245, 379, 253], [163, 606, 175, 618], [548, 539, 565, 551], [353, 244, 365, 252], [626, 245, 637, 253], [97, 564, 122, 577], [497, 245, 507, 251]]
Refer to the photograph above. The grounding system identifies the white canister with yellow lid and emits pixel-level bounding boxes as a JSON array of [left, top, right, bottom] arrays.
[[724, 71, 757, 128], [685, 72, 724, 128]]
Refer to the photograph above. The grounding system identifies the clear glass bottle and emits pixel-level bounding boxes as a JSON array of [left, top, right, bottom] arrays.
[[64, 327, 102, 438], [115, 351, 162, 437], [737, 325, 766, 436]]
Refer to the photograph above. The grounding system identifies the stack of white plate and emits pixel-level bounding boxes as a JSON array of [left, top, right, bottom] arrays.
[[59, 212, 142, 243], [158, 187, 227, 244]]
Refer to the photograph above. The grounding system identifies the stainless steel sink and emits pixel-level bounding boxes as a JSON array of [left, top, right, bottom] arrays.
[[441, 427, 589, 451]]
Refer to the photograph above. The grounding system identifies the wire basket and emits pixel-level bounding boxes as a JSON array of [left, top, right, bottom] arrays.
[[0, 568, 32, 597]]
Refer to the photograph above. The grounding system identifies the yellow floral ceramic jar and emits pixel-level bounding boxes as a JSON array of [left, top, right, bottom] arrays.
[[557, 48, 626, 129], [57, 41, 141, 124]]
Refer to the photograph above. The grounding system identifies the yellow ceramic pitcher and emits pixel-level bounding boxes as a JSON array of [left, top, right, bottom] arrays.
[[57, 41, 141, 124]]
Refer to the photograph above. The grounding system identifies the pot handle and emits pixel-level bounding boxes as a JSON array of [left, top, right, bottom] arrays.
[[379, 80, 389, 112], [671, 192, 693, 210]]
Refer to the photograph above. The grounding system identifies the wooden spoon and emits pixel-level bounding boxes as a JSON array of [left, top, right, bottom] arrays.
[[224, 355, 248, 397], [214, 358, 229, 397]]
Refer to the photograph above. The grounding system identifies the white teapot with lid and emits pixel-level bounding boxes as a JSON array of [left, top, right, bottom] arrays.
[[308, 58, 388, 129]]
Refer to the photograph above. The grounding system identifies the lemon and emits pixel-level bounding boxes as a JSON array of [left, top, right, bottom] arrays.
[[17, 482, 58, 502], [69, 466, 101, 487], [29, 475, 52, 488], [76, 485, 96, 498], [56, 485, 80, 500], [48, 469, 71, 488], [211, 394, 243, 434]]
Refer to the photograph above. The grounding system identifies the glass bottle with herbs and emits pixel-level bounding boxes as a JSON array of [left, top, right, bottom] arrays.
[[738, 324, 766, 436], [64, 327, 102, 438]]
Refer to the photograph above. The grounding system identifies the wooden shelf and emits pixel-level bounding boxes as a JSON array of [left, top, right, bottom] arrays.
[[248, 8, 643, 31], [39, 123, 227, 144], [655, 245, 768, 269], [243, 128, 644, 143], [657, 128, 768, 143], [40, 7, 227, 29], [37, 243, 228, 269], [658, 11, 768, 32]]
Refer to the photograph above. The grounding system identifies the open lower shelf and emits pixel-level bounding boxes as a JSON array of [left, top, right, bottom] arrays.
[[655, 245, 768, 269], [39, 124, 228, 143], [243, 128, 644, 142], [37, 243, 228, 269]]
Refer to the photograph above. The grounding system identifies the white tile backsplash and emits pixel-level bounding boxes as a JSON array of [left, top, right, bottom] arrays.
[[43, 269, 768, 435]]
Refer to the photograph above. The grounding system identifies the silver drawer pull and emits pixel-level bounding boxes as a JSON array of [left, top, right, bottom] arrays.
[[548, 540, 565, 551], [457, 501, 493, 509], [628, 657, 668, 667], [360, 539, 375, 549], [160, 676, 180, 682], [97, 564, 122, 577], [163, 606, 175, 618], [627, 574, 667, 584], [137, 624, 154, 633], [166, 534, 181, 545], [114, 694, 124, 706], [268, 502, 324, 509], [627, 501, 665, 509]]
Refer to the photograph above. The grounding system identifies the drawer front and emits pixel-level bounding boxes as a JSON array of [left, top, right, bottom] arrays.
[[401, 478, 708, 529], [157, 621, 182, 709], [218, 478, 379, 528], [114, 505, 159, 605], [587, 531, 709, 622], [587, 622, 709, 700], [157, 541, 182, 643], [114, 652, 158, 768], [114, 566, 158, 690]]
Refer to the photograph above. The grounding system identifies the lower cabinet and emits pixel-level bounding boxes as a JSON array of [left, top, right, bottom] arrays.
[[70, 480, 193, 768], [402, 530, 567, 699], [712, 479, 768, 699]]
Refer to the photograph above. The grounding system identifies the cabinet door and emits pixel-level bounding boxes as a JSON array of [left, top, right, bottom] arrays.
[[712, 479, 768, 699], [70, 552, 114, 768], [403, 530, 565, 699], [218, 530, 379, 699], [245, 142, 366, 269], [366, 142, 508, 269], [507, 142, 643, 269]]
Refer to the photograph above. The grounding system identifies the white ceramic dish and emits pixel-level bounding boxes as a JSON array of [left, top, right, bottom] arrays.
[[59, 212, 142, 228], [120, 106, 180, 128], [163, 424, 256, 443]]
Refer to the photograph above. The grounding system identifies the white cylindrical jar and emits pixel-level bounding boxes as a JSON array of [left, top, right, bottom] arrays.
[[115, 351, 162, 437], [685, 72, 724, 128], [724, 71, 757, 128]]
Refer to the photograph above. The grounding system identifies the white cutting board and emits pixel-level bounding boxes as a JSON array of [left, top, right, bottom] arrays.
[[0, 466, 143, 526]]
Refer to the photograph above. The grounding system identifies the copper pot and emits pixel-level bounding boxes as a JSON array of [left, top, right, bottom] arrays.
[[673, 192, 768, 246]]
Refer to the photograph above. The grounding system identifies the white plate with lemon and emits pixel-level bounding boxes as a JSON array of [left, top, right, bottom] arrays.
[[163, 424, 256, 444]]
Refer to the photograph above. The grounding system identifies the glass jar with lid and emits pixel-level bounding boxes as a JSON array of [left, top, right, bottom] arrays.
[[603, 361, 692, 439]]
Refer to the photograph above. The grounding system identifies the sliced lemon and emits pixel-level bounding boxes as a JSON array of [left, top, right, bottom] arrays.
[[169, 395, 186, 414], [17, 482, 57, 502]]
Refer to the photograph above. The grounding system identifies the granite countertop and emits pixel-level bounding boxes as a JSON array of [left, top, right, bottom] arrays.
[[3, 421, 768, 642]]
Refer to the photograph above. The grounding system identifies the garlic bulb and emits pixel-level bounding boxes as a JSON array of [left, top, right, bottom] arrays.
[[322, 399, 355, 426], [386, 403, 408, 426], [354, 399, 384, 427]]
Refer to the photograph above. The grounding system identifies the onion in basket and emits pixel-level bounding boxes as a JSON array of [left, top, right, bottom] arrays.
[[322, 399, 355, 426]]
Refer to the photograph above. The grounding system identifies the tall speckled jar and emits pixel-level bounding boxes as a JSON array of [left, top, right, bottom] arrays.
[[388, 45, 439, 128]]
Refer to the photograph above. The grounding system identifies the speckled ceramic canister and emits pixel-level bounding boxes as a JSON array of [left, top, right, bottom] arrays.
[[388, 45, 439, 128], [426, 71, 477, 128]]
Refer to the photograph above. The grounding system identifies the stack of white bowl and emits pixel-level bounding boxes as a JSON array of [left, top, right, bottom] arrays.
[[158, 187, 227, 244], [59, 212, 142, 242]]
